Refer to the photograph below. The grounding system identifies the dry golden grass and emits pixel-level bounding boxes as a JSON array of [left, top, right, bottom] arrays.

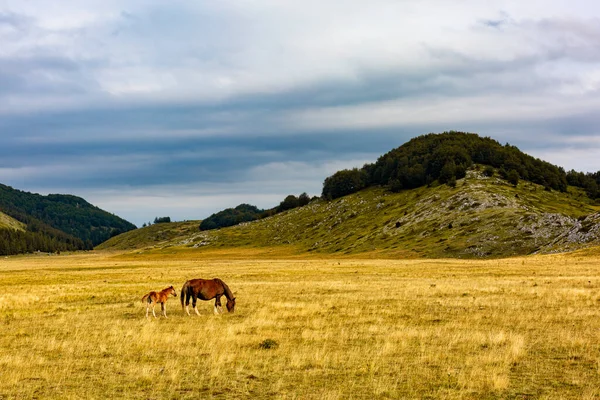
[[1, 250, 600, 399]]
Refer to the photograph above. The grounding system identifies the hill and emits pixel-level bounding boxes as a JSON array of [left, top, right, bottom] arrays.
[[0, 210, 25, 231], [97, 220, 199, 251], [323, 131, 600, 200], [98, 167, 600, 258], [193, 132, 600, 240], [0, 184, 136, 255]]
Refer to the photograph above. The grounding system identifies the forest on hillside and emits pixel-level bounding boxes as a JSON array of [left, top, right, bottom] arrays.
[[0, 184, 136, 255], [322, 131, 600, 200], [0, 228, 86, 256], [199, 193, 313, 231]]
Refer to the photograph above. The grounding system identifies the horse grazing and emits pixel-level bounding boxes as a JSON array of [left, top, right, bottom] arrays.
[[141, 286, 177, 318], [180, 278, 236, 316]]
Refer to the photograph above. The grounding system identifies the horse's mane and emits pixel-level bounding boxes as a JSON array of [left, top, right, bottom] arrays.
[[214, 278, 234, 300]]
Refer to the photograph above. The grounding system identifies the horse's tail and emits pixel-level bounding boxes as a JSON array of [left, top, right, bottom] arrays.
[[215, 278, 234, 300], [141, 293, 150, 304], [180, 281, 188, 310]]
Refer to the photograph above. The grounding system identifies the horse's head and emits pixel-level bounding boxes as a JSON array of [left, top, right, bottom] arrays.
[[169, 286, 177, 297], [226, 297, 236, 312]]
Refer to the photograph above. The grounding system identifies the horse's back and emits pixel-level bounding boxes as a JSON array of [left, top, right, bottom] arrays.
[[186, 278, 223, 300]]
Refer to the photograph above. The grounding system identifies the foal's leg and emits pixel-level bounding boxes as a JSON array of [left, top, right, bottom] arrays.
[[161, 302, 167, 318], [152, 302, 157, 318], [145, 302, 150, 318]]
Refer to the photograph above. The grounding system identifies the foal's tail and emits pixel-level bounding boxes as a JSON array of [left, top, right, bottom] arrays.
[[141, 293, 150, 304], [180, 281, 188, 310]]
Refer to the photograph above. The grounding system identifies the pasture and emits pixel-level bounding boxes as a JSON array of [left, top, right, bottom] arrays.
[[0, 250, 599, 399]]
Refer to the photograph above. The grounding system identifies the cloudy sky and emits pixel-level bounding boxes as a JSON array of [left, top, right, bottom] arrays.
[[1, 1, 600, 226]]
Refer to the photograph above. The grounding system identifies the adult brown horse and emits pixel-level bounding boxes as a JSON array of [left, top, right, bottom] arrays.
[[180, 278, 236, 316], [141, 286, 177, 318]]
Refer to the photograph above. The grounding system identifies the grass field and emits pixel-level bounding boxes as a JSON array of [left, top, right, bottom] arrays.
[[1, 250, 600, 399]]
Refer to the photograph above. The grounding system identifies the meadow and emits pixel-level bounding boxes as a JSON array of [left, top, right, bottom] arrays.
[[1, 249, 599, 399]]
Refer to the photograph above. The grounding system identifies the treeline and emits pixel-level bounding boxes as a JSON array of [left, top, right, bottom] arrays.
[[199, 193, 313, 231], [566, 170, 600, 199], [322, 131, 599, 200], [0, 228, 86, 256], [0, 184, 136, 249], [200, 204, 265, 230]]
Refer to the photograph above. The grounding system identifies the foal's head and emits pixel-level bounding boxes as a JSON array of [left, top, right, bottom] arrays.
[[167, 286, 177, 297], [226, 297, 236, 312]]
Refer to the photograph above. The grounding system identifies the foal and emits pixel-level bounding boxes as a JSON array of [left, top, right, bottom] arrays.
[[141, 286, 177, 318]]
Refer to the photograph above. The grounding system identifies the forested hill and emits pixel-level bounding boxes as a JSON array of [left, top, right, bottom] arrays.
[[322, 131, 600, 200], [0, 184, 136, 255]]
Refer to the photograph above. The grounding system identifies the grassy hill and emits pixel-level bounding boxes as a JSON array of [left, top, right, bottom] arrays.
[[0, 210, 25, 231], [97, 220, 200, 251], [98, 168, 600, 258]]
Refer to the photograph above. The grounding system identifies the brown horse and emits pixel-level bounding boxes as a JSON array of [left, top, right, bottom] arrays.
[[180, 278, 236, 316], [141, 286, 177, 318]]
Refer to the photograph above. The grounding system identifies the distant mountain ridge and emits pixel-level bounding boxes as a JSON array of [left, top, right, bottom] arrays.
[[0, 184, 136, 255]]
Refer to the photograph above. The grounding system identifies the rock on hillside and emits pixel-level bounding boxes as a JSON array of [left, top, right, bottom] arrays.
[[538, 212, 600, 254]]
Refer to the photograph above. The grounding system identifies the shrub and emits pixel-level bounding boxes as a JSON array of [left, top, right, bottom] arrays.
[[507, 170, 519, 186], [483, 165, 495, 177], [258, 339, 279, 349]]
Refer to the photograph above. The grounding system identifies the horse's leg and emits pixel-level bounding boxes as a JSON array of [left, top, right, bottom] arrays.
[[185, 292, 191, 316], [161, 302, 167, 318], [145, 302, 150, 318], [152, 302, 157, 318], [215, 295, 223, 314], [192, 294, 201, 316]]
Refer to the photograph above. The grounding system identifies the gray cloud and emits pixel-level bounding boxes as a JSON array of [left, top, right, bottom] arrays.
[[1, 1, 600, 226]]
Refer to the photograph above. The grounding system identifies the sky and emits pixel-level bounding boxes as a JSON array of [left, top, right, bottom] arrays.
[[1, 1, 600, 227]]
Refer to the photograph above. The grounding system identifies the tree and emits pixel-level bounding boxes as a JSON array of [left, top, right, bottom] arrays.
[[277, 195, 300, 212], [438, 161, 456, 184], [447, 175, 457, 188], [389, 179, 403, 193], [199, 204, 265, 231], [507, 169, 519, 186], [298, 192, 311, 207], [322, 168, 368, 200]]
